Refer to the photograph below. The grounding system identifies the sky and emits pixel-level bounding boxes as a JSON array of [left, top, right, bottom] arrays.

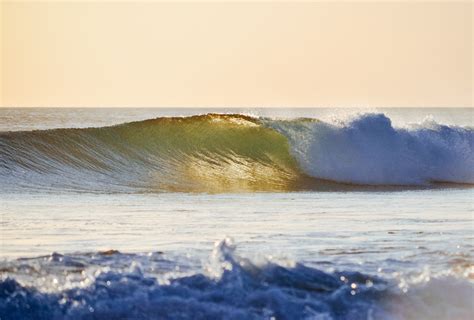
[[1, 1, 472, 108]]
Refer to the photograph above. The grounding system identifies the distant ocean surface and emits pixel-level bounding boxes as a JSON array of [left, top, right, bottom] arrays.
[[0, 108, 473, 319]]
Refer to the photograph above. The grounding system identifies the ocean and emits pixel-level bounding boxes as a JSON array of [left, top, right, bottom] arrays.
[[0, 107, 473, 319]]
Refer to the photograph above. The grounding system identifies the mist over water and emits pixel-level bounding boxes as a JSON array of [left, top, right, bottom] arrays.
[[0, 108, 472, 319], [0, 107, 473, 132]]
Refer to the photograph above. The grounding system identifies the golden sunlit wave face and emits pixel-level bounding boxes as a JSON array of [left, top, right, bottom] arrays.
[[0, 114, 304, 193], [139, 114, 302, 192]]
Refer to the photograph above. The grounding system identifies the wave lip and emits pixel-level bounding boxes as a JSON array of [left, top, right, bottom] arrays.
[[269, 113, 474, 186]]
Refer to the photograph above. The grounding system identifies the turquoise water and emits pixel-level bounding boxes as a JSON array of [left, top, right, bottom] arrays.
[[0, 108, 472, 319]]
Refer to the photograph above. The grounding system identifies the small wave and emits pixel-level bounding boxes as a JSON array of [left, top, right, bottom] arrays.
[[1, 113, 472, 193], [0, 238, 472, 320]]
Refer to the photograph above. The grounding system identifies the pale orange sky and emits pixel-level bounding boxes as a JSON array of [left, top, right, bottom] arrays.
[[1, 1, 472, 108]]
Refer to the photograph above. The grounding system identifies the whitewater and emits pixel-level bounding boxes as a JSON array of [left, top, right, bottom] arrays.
[[0, 108, 473, 320]]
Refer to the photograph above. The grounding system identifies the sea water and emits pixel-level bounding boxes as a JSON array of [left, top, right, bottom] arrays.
[[0, 108, 472, 319]]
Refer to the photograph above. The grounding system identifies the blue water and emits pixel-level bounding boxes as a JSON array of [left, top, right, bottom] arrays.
[[0, 108, 473, 319]]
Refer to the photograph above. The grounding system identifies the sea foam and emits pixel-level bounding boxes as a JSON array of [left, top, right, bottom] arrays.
[[269, 113, 474, 185], [1, 238, 472, 320]]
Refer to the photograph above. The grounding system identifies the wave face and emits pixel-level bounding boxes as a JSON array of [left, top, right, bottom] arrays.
[[1, 239, 472, 320], [1, 113, 473, 192], [0, 114, 304, 193]]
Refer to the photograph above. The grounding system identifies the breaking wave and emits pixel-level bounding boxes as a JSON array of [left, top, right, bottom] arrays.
[[0, 113, 472, 192], [267, 113, 474, 186]]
